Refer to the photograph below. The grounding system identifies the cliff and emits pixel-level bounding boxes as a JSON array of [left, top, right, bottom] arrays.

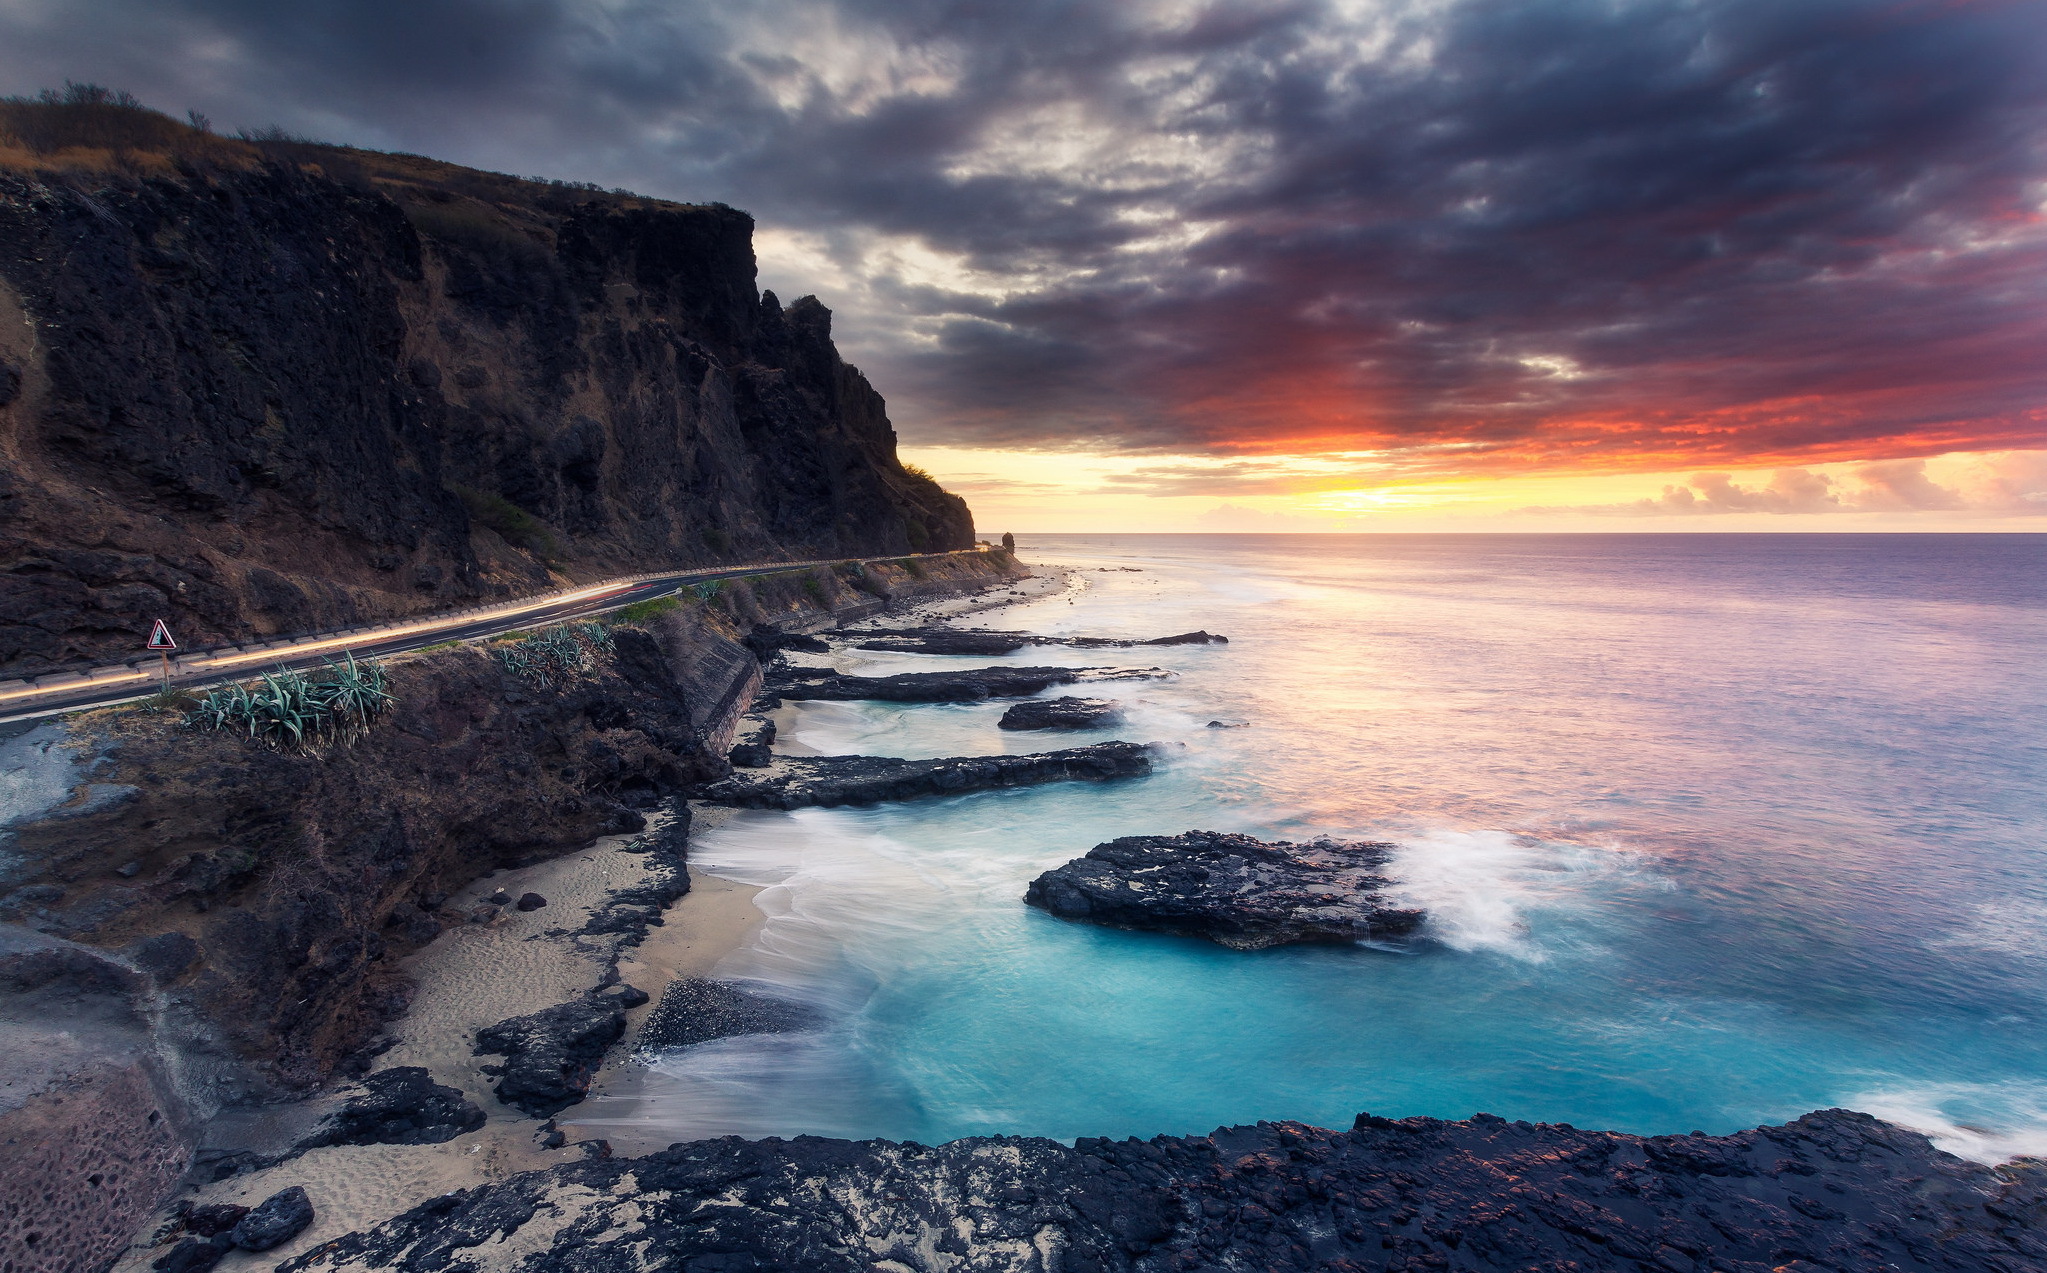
[[0, 551, 1022, 1272], [0, 97, 973, 678]]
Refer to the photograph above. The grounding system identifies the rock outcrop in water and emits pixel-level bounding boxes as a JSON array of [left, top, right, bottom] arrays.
[[999, 696, 1122, 730], [1025, 831, 1424, 950], [770, 665, 1168, 703], [849, 627, 1227, 655], [275, 1108, 2047, 1272], [0, 107, 975, 677], [694, 742, 1154, 809]]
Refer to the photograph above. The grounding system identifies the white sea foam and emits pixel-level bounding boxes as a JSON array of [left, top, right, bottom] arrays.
[[1847, 1081, 2047, 1163], [1383, 828, 1639, 961]]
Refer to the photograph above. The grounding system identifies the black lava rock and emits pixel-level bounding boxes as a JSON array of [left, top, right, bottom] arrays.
[[153, 1234, 231, 1272], [853, 630, 1031, 655], [181, 1203, 249, 1237], [296, 1066, 486, 1149], [580, 812, 692, 944], [998, 696, 1121, 730], [1026, 830, 1426, 950], [771, 664, 1165, 703], [474, 997, 627, 1117], [1140, 630, 1228, 645], [274, 1109, 2047, 1273], [514, 892, 547, 912], [694, 742, 1154, 809], [229, 1185, 314, 1251], [744, 624, 831, 659], [635, 978, 822, 1053]]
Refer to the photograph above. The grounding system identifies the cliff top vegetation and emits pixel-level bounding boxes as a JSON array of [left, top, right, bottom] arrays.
[[0, 81, 731, 226]]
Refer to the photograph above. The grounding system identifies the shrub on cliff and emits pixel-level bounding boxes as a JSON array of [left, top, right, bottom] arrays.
[[188, 654, 393, 750], [493, 622, 613, 687]]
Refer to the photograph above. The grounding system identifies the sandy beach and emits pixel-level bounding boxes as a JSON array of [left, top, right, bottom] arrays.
[[111, 815, 767, 1271]]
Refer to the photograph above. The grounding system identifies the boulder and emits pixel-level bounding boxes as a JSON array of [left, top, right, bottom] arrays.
[[997, 697, 1120, 730], [1025, 830, 1425, 950], [295, 1067, 485, 1149], [228, 1185, 314, 1251], [473, 997, 627, 1117]]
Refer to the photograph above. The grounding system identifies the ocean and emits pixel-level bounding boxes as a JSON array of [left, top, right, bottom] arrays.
[[599, 534, 2047, 1161]]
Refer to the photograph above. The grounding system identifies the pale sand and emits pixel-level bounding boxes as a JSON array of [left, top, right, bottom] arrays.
[[112, 811, 767, 1272]]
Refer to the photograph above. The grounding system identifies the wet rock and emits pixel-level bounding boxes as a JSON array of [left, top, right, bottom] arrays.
[[635, 978, 822, 1053], [1139, 630, 1228, 645], [296, 1066, 486, 1149], [473, 997, 627, 1117], [487, 889, 512, 906], [514, 892, 547, 912], [727, 715, 777, 768], [229, 1184, 314, 1251], [273, 1109, 2047, 1273], [1025, 830, 1425, 950], [1206, 718, 1249, 728], [997, 696, 1120, 730], [694, 742, 1154, 810], [771, 664, 1167, 703], [853, 630, 1030, 655]]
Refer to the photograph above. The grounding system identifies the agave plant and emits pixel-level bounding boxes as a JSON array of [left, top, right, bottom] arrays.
[[187, 652, 395, 751]]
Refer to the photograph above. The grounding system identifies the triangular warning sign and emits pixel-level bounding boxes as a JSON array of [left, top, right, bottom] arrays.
[[146, 620, 177, 651]]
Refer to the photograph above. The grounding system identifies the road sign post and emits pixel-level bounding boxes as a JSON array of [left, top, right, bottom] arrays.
[[146, 620, 177, 690]]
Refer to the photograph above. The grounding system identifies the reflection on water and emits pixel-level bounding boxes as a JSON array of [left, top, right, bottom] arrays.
[[582, 534, 2047, 1159]]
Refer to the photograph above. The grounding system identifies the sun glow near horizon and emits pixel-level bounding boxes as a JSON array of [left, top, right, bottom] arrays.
[[901, 445, 2047, 534]]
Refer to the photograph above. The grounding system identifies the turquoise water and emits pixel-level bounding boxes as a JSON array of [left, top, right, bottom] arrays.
[[587, 534, 2047, 1160]]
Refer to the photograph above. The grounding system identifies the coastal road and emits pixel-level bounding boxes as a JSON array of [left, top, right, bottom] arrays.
[[0, 553, 968, 726]]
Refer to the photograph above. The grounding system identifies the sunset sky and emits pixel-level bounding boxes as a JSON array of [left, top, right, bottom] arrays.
[[4, 0, 2044, 530]]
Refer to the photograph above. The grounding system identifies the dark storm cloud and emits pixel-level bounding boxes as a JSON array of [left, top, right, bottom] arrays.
[[5, 0, 2044, 471]]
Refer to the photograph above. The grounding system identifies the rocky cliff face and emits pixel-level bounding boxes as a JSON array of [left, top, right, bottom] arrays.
[[0, 121, 973, 677], [0, 555, 1016, 1102]]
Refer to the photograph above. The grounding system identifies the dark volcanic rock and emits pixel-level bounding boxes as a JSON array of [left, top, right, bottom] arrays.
[[1026, 830, 1424, 950], [853, 630, 1031, 655], [296, 1067, 486, 1149], [848, 626, 1230, 655], [771, 664, 1084, 701], [582, 812, 692, 944], [744, 625, 831, 659], [694, 742, 1154, 809], [277, 1109, 2047, 1273], [228, 1185, 314, 1251], [998, 696, 1121, 731], [635, 978, 823, 1053], [152, 1235, 231, 1272], [514, 892, 547, 912], [0, 158, 975, 678], [473, 997, 627, 1117], [726, 715, 777, 767], [179, 1203, 250, 1238], [771, 664, 1167, 703]]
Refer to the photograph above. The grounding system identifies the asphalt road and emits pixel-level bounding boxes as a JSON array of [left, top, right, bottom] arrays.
[[0, 556, 917, 727]]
